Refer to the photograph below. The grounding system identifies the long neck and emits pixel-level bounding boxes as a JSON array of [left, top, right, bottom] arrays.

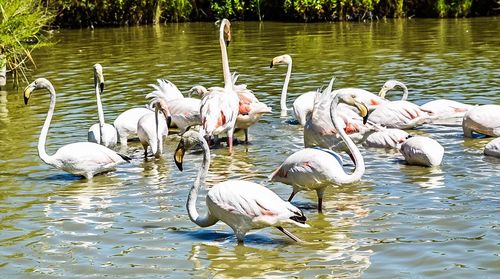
[[95, 81, 105, 144], [330, 99, 365, 184], [401, 85, 408, 101], [38, 89, 56, 166], [280, 60, 292, 117], [154, 105, 161, 156], [186, 134, 218, 227], [220, 23, 232, 91]]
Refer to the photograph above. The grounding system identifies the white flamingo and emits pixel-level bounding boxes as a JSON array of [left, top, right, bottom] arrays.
[[370, 80, 431, 129], [400, 136, 444, 167], [199, 18, 239, 153], [364, 128, 410, 149], [149, 79, 201, 133], [137, 93, 172, 159], [462, 105, 500, 138], [420, 99, 473, 126], [87, 64, 117, 148], [270, 91, 368, 213], [114, 107, 152, 147], [174, 130, 309, 244], [484, 137, 500, 158], [24, 78, 130, 179], [303, 77, 377, 154]]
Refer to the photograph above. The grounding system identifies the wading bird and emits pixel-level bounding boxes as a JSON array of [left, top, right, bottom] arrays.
[[174, 130, 309, 244], [400, 136, 444, 167], [462, 105, 500, 138], [199, 18, 239, 153], [270, 91, 368, 213], [137, 92, 172, 159], [87, 64, 118, 148], [484, 137, 500, 157], [24, 78, 130, 179]]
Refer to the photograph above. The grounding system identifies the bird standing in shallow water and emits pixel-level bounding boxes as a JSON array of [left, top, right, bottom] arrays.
[[270, 91, 368, 213], [174, 130, 309, 244], [24, 78, 130, 179]]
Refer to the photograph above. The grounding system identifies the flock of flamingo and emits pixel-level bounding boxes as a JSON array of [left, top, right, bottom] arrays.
[[23, 19, 500, 244]]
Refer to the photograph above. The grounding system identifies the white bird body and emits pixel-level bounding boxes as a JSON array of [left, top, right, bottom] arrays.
[[49, 142, 129, 177], [167, 97, 201, 133], [24, 78, 129, 179], [421, 99, 473, 126], [149, 79, 201, 133], [303, 81, 377, 153], [484, 137, 500, 157], [199, 19, 240, 152], [400, 136, 444, 167], [174, 129, 308, 243], [270, 91, 368, 213], [364, 128, 409, 149], [292, 91, 316, 126], [87, 64, 118, 148], [137, 111, 169, 158], [114, 107, 152, 145], [88, 123, 118, 147], [368, 100, 430, 129], [462, 105, 500, 138]]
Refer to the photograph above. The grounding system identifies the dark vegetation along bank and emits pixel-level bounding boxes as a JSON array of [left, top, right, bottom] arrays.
[[0, 0, 499, 86], [45, 0, 500, 27]]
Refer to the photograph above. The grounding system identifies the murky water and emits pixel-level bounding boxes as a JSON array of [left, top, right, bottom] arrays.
[[1, 18, 499, 277]]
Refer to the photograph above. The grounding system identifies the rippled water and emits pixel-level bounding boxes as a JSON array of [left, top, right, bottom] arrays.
[[0, 18, 499, 278]]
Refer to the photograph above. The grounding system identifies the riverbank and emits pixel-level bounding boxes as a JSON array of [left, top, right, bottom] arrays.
[[44, 0, 499, 27]]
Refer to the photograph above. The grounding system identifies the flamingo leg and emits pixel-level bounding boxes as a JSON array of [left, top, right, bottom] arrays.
[[288, 191, 297, 201], [244, 129, 248, 144], [316, 188, 325, 214], [277, 226, 303, 242]]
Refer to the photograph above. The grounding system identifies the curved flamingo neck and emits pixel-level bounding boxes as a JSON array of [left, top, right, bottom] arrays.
[[220, 21, 232, 91], [330, 97, 365, 184], [38, 86, 57, 166], [280, 60, 292, 117], [186, 133, 218, 227], [400, 84, 408, 101]]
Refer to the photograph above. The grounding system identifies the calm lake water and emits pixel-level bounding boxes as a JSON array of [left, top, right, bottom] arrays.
[[1, 18, 499, 278]]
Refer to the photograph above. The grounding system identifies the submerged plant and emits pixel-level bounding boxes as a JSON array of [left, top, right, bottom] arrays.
[[0, 0, 53, 86]]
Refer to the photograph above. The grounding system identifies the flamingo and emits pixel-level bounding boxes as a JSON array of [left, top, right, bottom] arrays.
[[462, 105, 500, 138], [270, 54, 387, 125], [137, 93, 172, 159], [232, 74, 272, 143], [149, 79, 201, 133], [87, 64, 118, 148], [114, 107, 152, 147], [23, 78, 130, 179], [364, 128, 410, 149], [400, 136, 444, 167], [174, 130, 309, 244], [303, 77, 378, 154], [420, 99, 473, 126], [484, 137, 500, 157], [199, 18, 239, 153], [270, 91, 368, 213]]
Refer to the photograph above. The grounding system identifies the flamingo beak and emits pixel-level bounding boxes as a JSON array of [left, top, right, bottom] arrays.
[[174, 140, 186, 171], [23, 85, 34, 105], [270, 61, 274, 68], [354, 101, 369, 124], [100, 82, 104, 93]]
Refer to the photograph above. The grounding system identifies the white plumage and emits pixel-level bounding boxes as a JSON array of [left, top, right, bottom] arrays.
[[24, 78, 129, 179], [400, 136, 444, 167], [484, 137, 500, 157], [462, 105, 500, 138]]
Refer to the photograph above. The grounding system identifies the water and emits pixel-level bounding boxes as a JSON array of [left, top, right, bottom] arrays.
[[0, 18, 499, 278]]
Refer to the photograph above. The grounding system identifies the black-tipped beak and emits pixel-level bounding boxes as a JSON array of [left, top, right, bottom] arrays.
[[174, 141, 185, 171], [363, 115, 368, 125], [100, 82, 104, 93], [225, 40, 230, 47], [23, 87, 32, 105], [270, 61, 274, 68], [166, 116, 172, 128], [24, 95, 29, 105]]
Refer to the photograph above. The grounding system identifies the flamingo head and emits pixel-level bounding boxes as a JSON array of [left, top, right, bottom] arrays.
[[270, 54, 292, 68], [93, 63, 105, 93], [23, 78, 55, 105]]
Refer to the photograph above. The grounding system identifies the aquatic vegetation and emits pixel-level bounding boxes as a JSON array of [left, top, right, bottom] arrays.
[[0, 0, 53, 85]]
